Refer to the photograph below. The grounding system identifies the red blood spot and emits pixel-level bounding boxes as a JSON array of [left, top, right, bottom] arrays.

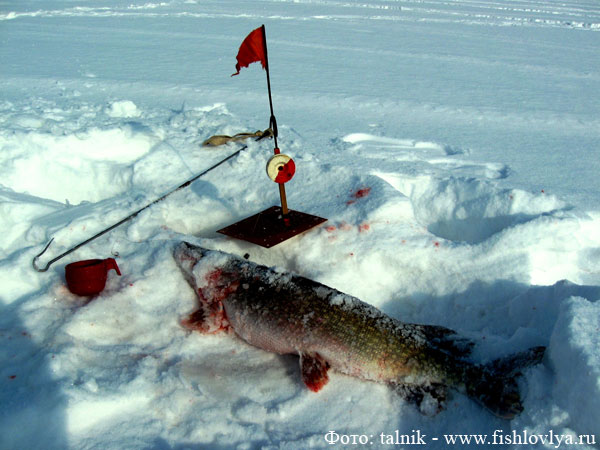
[[353, 187, 371, 199], [325, 225, 337, 232], [358, 223, 370, 232], [349, 252, 354, 256], [9, 375, 16, 380], [339, 222, 352, 231], [346, 187, 371, 205], [434, 241, 440, 247], [541, 189, 545, 193]]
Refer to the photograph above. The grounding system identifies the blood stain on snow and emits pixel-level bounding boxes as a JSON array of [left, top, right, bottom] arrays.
[[347, 187, 371, 205], [326, 222, 371, 236], [341, 222, 353, 231], [9, 375, 16, 380], [354, 187, 371, 198]]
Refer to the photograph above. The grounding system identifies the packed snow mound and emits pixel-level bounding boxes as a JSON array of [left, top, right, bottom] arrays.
[[550, 296, 600, 437], [105, 100, 141, 118], [0, 100, 158, 204], [0, 100, 245, 205], [0, 126, 155, 204], [340, 132, 567, 244], [403, 176, 566, 244]]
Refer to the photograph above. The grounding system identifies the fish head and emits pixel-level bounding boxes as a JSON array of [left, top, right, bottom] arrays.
[[173, 241, 238, 293], [173, 242, 238, 288], [173, 242, 237, 333]]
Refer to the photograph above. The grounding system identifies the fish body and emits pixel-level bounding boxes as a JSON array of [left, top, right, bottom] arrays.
[[174, 242, 544, 418]]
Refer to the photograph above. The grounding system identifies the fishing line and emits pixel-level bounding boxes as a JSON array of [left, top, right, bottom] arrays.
[[161, 138, 195, 177]]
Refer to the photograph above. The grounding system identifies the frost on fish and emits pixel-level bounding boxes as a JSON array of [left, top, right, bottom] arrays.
[[173, 242, 545, 419]]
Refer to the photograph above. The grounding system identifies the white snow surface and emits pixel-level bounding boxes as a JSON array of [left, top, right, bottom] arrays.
[[1, 0, 600, 448]]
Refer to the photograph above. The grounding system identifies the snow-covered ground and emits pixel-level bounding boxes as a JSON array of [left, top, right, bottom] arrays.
[[1, 1, 599, 448]]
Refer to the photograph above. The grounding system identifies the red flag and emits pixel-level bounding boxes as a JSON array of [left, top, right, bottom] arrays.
[[232, 26, 266, 76]]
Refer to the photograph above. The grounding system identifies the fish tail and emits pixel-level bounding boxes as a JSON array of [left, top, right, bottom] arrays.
[[465, 346, 545, 419]]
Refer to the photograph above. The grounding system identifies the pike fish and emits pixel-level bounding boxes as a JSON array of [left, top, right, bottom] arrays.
[[174, 241, 544, 419]]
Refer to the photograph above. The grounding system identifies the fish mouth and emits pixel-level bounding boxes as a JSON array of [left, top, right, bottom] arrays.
[[173, 241, 208, 287], [174, 241, 207, 261]]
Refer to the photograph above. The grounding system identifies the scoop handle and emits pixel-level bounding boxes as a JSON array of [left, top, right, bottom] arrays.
[[104, 258, 121, 276]]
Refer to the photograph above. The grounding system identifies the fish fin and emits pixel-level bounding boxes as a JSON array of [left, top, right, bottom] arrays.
[[393, 382, 447, 416], [180, 301, 230, 334], [300, 352, 331, 392], [487, 345, 546, 377], [466, 346, 545, 419], [420, 324, 475, 359]]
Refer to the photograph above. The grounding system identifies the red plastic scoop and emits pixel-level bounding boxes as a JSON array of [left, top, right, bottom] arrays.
[[65, 258, 121, 296]]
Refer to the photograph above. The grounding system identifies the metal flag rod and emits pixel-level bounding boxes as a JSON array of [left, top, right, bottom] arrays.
[[260, 24, 289, 216], [261, 24, 277, 149], [32, 145, 247, 272]]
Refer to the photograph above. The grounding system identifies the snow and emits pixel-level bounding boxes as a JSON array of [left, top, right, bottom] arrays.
[[1, 0, 599, 448], [550, 296, 600, 437]]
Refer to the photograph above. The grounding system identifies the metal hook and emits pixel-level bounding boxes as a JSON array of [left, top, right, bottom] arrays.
[[32, 238, 55, 272], [34, 236, 93, 272]]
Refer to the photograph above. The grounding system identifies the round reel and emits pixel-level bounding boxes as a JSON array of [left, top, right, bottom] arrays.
[[266, 154, 296, 184]]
